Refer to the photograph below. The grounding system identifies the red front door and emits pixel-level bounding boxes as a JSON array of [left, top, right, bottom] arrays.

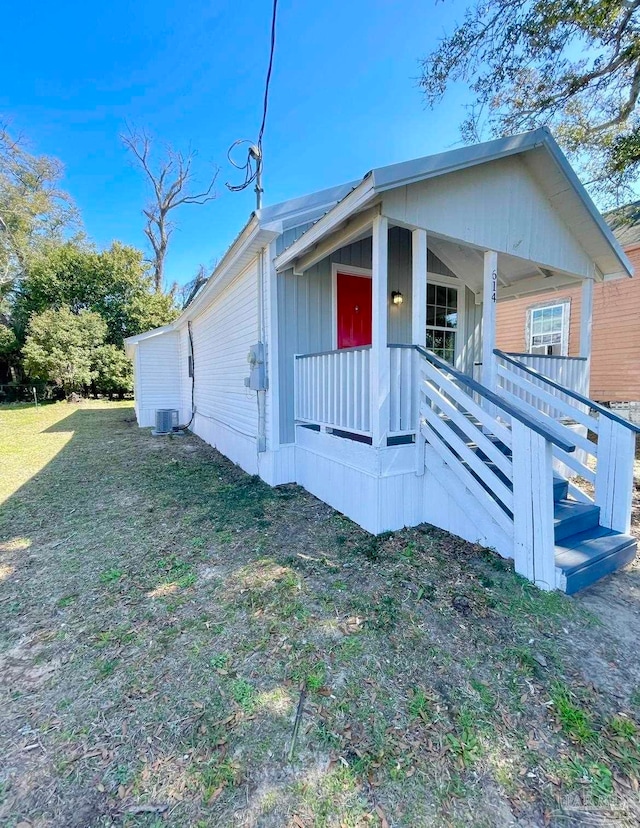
[[336, 272, 372, 349]]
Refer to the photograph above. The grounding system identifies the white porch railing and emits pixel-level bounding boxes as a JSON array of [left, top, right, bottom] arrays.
[[295, 347, 371, 436], [494, 349, 639, 534], [294, 344, 418, 438], [495, 352, 589, 420]]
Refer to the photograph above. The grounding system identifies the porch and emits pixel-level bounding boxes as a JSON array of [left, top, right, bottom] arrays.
[[271, 136, 638, 594]]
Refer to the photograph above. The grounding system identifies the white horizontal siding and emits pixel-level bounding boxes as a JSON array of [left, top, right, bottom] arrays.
[[178, 325, 192, 424], [191, 261, 259, 438], [135, 332, 181, 427]]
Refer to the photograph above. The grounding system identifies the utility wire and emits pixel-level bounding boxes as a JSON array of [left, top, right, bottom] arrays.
[[226, 0, 278, 196], [258, 0, 277, 148]]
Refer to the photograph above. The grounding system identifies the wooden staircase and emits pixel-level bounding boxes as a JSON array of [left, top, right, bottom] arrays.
[[415, 347, 638, 594], [461, 422, 636, 594], [553, 494, 636, 595]]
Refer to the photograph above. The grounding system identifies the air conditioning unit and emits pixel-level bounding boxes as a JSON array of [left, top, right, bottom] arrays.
[[153, 409, 179, 435]]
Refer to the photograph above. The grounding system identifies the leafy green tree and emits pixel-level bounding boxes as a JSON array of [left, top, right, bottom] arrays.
[[23, 306, 107, 395], [14, 240, 177, 347], [0, 125, 78, 285], [93, 344, 133, 397], [0, 322, 16, 355], [0, 321, 16, 383], [420, 0, 640, 199]]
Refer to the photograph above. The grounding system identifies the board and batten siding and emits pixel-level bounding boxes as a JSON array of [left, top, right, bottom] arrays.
[[496, 242, 640, 402], [382, 155, 594, 278], [277, 227, 458, 443], [135, 331, 182, 427], [190, 260, 259, 441]]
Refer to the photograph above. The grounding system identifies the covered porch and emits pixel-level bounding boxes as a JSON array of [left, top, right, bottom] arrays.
[[269, 132, 638, 593], [277, 215, 594, 447]]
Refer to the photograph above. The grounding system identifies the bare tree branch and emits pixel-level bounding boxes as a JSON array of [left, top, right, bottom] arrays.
[[122, 127, 218, 292]]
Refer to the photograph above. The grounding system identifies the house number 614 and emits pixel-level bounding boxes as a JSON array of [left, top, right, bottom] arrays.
[[491, 269, 497, 303]]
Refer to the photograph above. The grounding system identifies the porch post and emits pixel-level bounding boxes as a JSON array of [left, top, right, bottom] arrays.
[[580, 276, 594, 396], [481, 250, 498, 392], [411, 229, 427, 346], [412, 229, 428, 474], [371, 214, 390, 447]]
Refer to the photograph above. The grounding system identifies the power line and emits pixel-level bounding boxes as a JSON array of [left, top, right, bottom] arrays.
[[225, 0, 278, 208], [258, 0, 278, 148]]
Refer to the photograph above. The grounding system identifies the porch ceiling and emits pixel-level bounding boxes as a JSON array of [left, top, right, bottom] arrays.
[[427, 235, 584, 301]]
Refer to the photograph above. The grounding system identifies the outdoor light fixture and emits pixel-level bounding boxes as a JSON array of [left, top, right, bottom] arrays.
[[391, 291, 403, 305]]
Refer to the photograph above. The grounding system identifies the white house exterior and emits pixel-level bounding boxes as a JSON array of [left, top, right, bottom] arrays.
[[125, 129, 639, 595]]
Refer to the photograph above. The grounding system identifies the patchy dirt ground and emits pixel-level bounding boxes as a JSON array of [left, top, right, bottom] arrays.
[[1, 401, 640, 828]]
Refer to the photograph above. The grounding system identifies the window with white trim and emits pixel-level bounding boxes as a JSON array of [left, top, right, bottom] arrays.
[[528, 302, 569, 355], [426, 283, 458, 363]]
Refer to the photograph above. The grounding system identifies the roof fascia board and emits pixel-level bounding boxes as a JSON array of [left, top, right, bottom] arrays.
[[371, 130, 545, 192], [292, 205, 381, 275], [274, 178, 375, 271], [181, 216, 260, 321], [256, 180, 359, 225], [124, 323, 176, 349]]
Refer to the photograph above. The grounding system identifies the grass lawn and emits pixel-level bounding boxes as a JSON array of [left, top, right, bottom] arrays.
[[1, 401, 640, 827]]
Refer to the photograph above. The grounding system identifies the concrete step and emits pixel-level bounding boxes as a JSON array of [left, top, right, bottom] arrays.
[[555, 527, 637, 595], [554, 499, 600, 542]]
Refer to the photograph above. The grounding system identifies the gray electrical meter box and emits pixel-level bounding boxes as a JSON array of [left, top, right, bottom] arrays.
[[245, 342, 267, 390]]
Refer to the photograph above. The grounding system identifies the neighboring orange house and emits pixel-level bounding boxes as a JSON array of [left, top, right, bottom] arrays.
[[496, 202, 640, 402]]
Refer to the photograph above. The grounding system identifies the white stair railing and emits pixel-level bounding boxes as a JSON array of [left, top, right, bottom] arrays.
[[389, 345, 417, 436], [416, 347, 576, 589], [498, 353, 589, 418], [494, 349, 640, 534]]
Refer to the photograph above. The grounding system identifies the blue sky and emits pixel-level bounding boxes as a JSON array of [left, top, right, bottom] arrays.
[[1, 0, 471, 287]]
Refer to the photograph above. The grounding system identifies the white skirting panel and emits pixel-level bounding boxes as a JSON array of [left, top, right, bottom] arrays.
[[189, 416, 295, 486], [258, 444, 296, 486], [192, 413, 259, 476], [293, 427, 513, 557]]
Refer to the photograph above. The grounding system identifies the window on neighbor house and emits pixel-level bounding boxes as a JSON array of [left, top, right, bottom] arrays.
[[528, 302, 569, 355], [426, 284, 458, 363]]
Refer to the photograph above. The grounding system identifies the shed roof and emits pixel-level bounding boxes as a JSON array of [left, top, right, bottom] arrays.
[[605, 200, 640, 248]]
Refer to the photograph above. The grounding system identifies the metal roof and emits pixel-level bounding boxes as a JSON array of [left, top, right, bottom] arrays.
[[257, 180, 359, 227], [605, 200, 640, 248]]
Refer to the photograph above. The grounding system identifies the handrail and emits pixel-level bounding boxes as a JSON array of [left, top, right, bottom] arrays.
[[494, 348, 640, 434], [415, 346, 576, 452], [504, 351, 588, 362], [295, 345, 371, 359]]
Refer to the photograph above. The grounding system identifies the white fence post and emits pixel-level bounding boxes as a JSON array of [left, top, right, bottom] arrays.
[[595, 418, 635, 534], [512, 420, 556, 590]]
